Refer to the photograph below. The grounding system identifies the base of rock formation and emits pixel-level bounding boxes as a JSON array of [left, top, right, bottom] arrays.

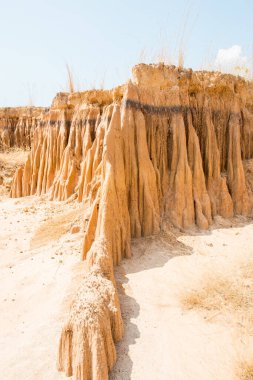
[[0, 149, 29, 199]]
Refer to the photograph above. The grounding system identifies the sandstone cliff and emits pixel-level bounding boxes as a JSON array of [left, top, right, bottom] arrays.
[[0, 107, 45, 150], [7, 64, 253, 379]]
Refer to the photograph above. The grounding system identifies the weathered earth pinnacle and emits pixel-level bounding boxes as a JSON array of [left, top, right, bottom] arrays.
[[3, 63, 253, 379]]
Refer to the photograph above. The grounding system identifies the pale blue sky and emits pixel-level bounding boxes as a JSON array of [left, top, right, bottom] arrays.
[[0, 0, 252, 106]]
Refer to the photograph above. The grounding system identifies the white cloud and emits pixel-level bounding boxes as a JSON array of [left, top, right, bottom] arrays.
[[214, 45, 251, 77]]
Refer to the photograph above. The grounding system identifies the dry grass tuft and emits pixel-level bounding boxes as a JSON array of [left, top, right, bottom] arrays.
[[180, 259, 253, 334], [238, 361, 253, 380], [181, 273, 251, 312], [181, 258, 253, 378]]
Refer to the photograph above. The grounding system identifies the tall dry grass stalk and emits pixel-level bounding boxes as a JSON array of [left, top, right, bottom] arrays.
[[155, 46, 172, 65], [139, 48, 147, 63], [175, 1, 197, 68], [66, 64, 75, 93], [178, 49, 184, 69], [137, 1, 197, 69], [99, 71, 107, 90], [27, 83, 34, 106]]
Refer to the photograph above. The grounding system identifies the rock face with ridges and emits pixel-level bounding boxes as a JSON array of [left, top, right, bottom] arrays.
[[0, 107, 46, 150], [7, 64, 253, 379]]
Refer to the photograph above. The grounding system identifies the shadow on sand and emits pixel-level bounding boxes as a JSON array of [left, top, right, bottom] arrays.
[[109, 227, 193, 380]]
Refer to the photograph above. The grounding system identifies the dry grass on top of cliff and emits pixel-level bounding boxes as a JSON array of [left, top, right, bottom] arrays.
[[66, 64, 75, 93], [180, 258, 253, 333]]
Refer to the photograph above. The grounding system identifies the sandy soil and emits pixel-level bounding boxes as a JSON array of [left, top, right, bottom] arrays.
[[1, 195, 253, 380], [111, 220, 253, 380], [0, 196, 84, 380]]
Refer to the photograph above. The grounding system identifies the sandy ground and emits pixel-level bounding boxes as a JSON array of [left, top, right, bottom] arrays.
[[0, 196, 84, 380], [111, 220, 253, 380], [1, 194, 253, 380]]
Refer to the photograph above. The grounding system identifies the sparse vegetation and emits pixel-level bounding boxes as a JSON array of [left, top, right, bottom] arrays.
[[178, 48, 184, 69], [27, 83, 34, 106], [181, 258, 253, 379], [155, 46, 172, 65], [238, 361, 253, 380], [181, 260, 253, 333]]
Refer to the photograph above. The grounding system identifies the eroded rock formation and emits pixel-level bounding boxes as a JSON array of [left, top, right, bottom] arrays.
[[7, 64, 253, 379], [0, 107, 45, 150]]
